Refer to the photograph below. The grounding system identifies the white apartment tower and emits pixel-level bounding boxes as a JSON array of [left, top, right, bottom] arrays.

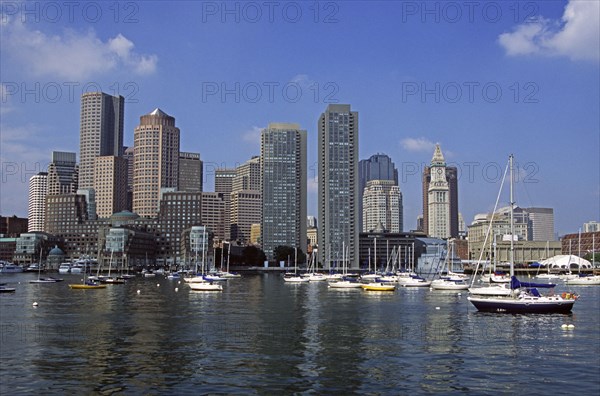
[[362, 179, 402, 233], [27, 172, 48, 232]]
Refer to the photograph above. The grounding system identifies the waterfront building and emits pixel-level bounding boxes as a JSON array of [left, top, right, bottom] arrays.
[[179, 152, 203, 192], [47, 151, 78, 196], [215, 168, 236, 240], [261, 123, 307, 261], [230, 190, 261, 245], [359, 154, 400, 231], [358, 227, 418, 272], [467, 206, 531, 247], [94, 156, 128, 219], [201, 192, 226, 242], [422, 145, 458, 238], [561, 231, 600, 257], [133, 108, 180, 218], [318, 104, 359, 268], [525, 207, 555, 241], [27, 172, 48, 232], [0, 215, 28, 237], [362, 179, 402, 233], [79, 92, 124, 190]]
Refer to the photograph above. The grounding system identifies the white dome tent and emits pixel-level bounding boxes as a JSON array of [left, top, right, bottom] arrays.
[[539, 255, 591, 270]]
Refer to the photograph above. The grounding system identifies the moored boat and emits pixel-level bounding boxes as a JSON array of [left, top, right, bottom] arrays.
[[361, 282, 396, 291]]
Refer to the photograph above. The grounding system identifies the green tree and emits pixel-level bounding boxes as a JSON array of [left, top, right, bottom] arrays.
[[242, 246, 266, 266], [273, 246, 306, 265]]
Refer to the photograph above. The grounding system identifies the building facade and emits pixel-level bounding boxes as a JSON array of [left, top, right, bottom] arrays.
[[525, 207, 555, 241], [27, 172, 48, 232], [230, 190, 261, 245], [79, 92, 124, 190], [318, 104, 359, 268], [261, 123, 307, 261], [94, 156, 128, 218], [215, 168, 236, 240], [362, 179, 402, 233], [201, 192, 226, 242], [179, 152, 203, 192], [359, 153, 400, 231], [426, 144, 451, 239], [47, 151, 78, 196], [132, 108, 180, 218]]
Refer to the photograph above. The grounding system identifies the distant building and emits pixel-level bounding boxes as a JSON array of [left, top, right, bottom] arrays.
[[133, 108, 180, 218], [468, 206, 531, 247], [47, 151, 78, 196], [583, 221, 600, 233], [318, 104, 359, 268], [27, 172, 48, 232], [123, 146, 135, 211], [422, 144, 458, 238], [215, 168, 236, 240], [362, 179, 402, 233], [261, 123, 307, 261], [561, 231, 600, 257], [179, 152, 203, 192], [0, 215, 28, 237], [232, 156, 261, 192], [45, 194, 89, 235], [79, 92, 124, 190], [230, 190, 261, 245], [307, 216, 317, 229], [358, 228, 418, 271], [94, 156, 128, 218], [525, 207, 555, 241], [201, 192, 226, 241], [359, 153, 400, 231]]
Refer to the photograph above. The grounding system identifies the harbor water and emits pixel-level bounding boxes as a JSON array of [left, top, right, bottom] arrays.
[[1, 272, 599, 395]]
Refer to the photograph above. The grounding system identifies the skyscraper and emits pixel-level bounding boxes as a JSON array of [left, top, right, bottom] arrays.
[[261, 123, 307, 261], [133, 108, 180, 218], [215, 168, 236, 240], [318, 104, 359, 268], [79, 92, 124, 189], [422, 145, 458, 238], [94, 156, 128, 218], [359, 154, 399, 230], [123, 146, 134, 210], [362, 180, 402, 233], [424, 144, 451, 239], [179, 152, 203, 192], [525, 207, 555, 241], [27, 172, 47, 232], [230, 157, 262, 245], [47, 151, 78, 195]]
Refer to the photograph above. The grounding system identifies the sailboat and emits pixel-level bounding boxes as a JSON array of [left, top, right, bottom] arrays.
[[468, 155, 578, 313], [30, 247, 63, 283], [187, 228, 223, 291], [100, 243, 125, 284], [328, 242, 362, 289], [216, 242, 241, 279], [283, 247, 309, 283], [431, 240, 469, 291]]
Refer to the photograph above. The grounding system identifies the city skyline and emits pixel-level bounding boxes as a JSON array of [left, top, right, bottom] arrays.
[[1, 1, 599, 236]]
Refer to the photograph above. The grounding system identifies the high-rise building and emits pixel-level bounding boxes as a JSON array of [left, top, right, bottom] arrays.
[[94, 156, 128, 218], [47, 151, 78, 195], [422, 144, 458, 238], [232, 156, 261, 191], [524, 207, 555, 241], [45, 194, 88, 235], [158, 191, 203, 262], [201, 192, 226, 241], [132, 108, 180, 218], [425, 144, 451, 239], [179, 152, 203, 192], [307, 216, 317, 229], [318, 104, 359, 268], [362, 180, 402, 233], [123, 146, 134, 211], [215, 168, 235, 240], [79, 92, 124, 189], [27, 172, 47, 232], [359, 154, 400, 231], [230, 190, 261, 245], [260, 123, 307, 261]]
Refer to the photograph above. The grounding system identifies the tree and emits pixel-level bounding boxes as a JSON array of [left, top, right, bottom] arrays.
[[242, 246, 266, 266], [273, 246, 306, 265]]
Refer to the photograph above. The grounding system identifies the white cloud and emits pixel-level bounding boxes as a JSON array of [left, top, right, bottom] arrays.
[[241, 126, 264, 144], [1, 18, 158, 80], [400, 137, 436, 152], [498, 0, 600, 61]]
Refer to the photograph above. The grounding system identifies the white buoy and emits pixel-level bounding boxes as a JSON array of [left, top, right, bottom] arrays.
[[178, 281, 181, 284], [137, 289, 141, 294], [561, 324, 568, 329], [156, 283, 160, 287], [435, 306, 440, 310], [567, 324, 575, 330], [32, 302, 38, 307], [457, 293, 462, 296], [175, 287, 178, 292]]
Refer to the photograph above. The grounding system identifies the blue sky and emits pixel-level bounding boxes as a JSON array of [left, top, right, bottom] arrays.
[[1, 0, 599, 236]]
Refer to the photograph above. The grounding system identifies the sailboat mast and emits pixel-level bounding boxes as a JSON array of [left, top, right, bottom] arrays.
[[509, 154, 515, 278]]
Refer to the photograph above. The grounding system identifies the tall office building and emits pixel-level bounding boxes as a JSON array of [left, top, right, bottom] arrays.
[[94, 156, 128, 218], [201, 192, 226, 241], [318, 104, 359, 268], [359, 154, 400, 231], [525, 207, 555, 241], [422, 144, 458, 238], [425, 144, 451, 239], [27, 172, 48, 232], [232, 156, 261, 191], [123, 146, 134, 210], [362, 180, 402, 233], [261, 123, 307, 261], [179, 152, 203, 192], [47, 151, 78, 195], [133, 108, 180, 218], [79, 92, 124, 189], [215, 168, 236, 240]]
